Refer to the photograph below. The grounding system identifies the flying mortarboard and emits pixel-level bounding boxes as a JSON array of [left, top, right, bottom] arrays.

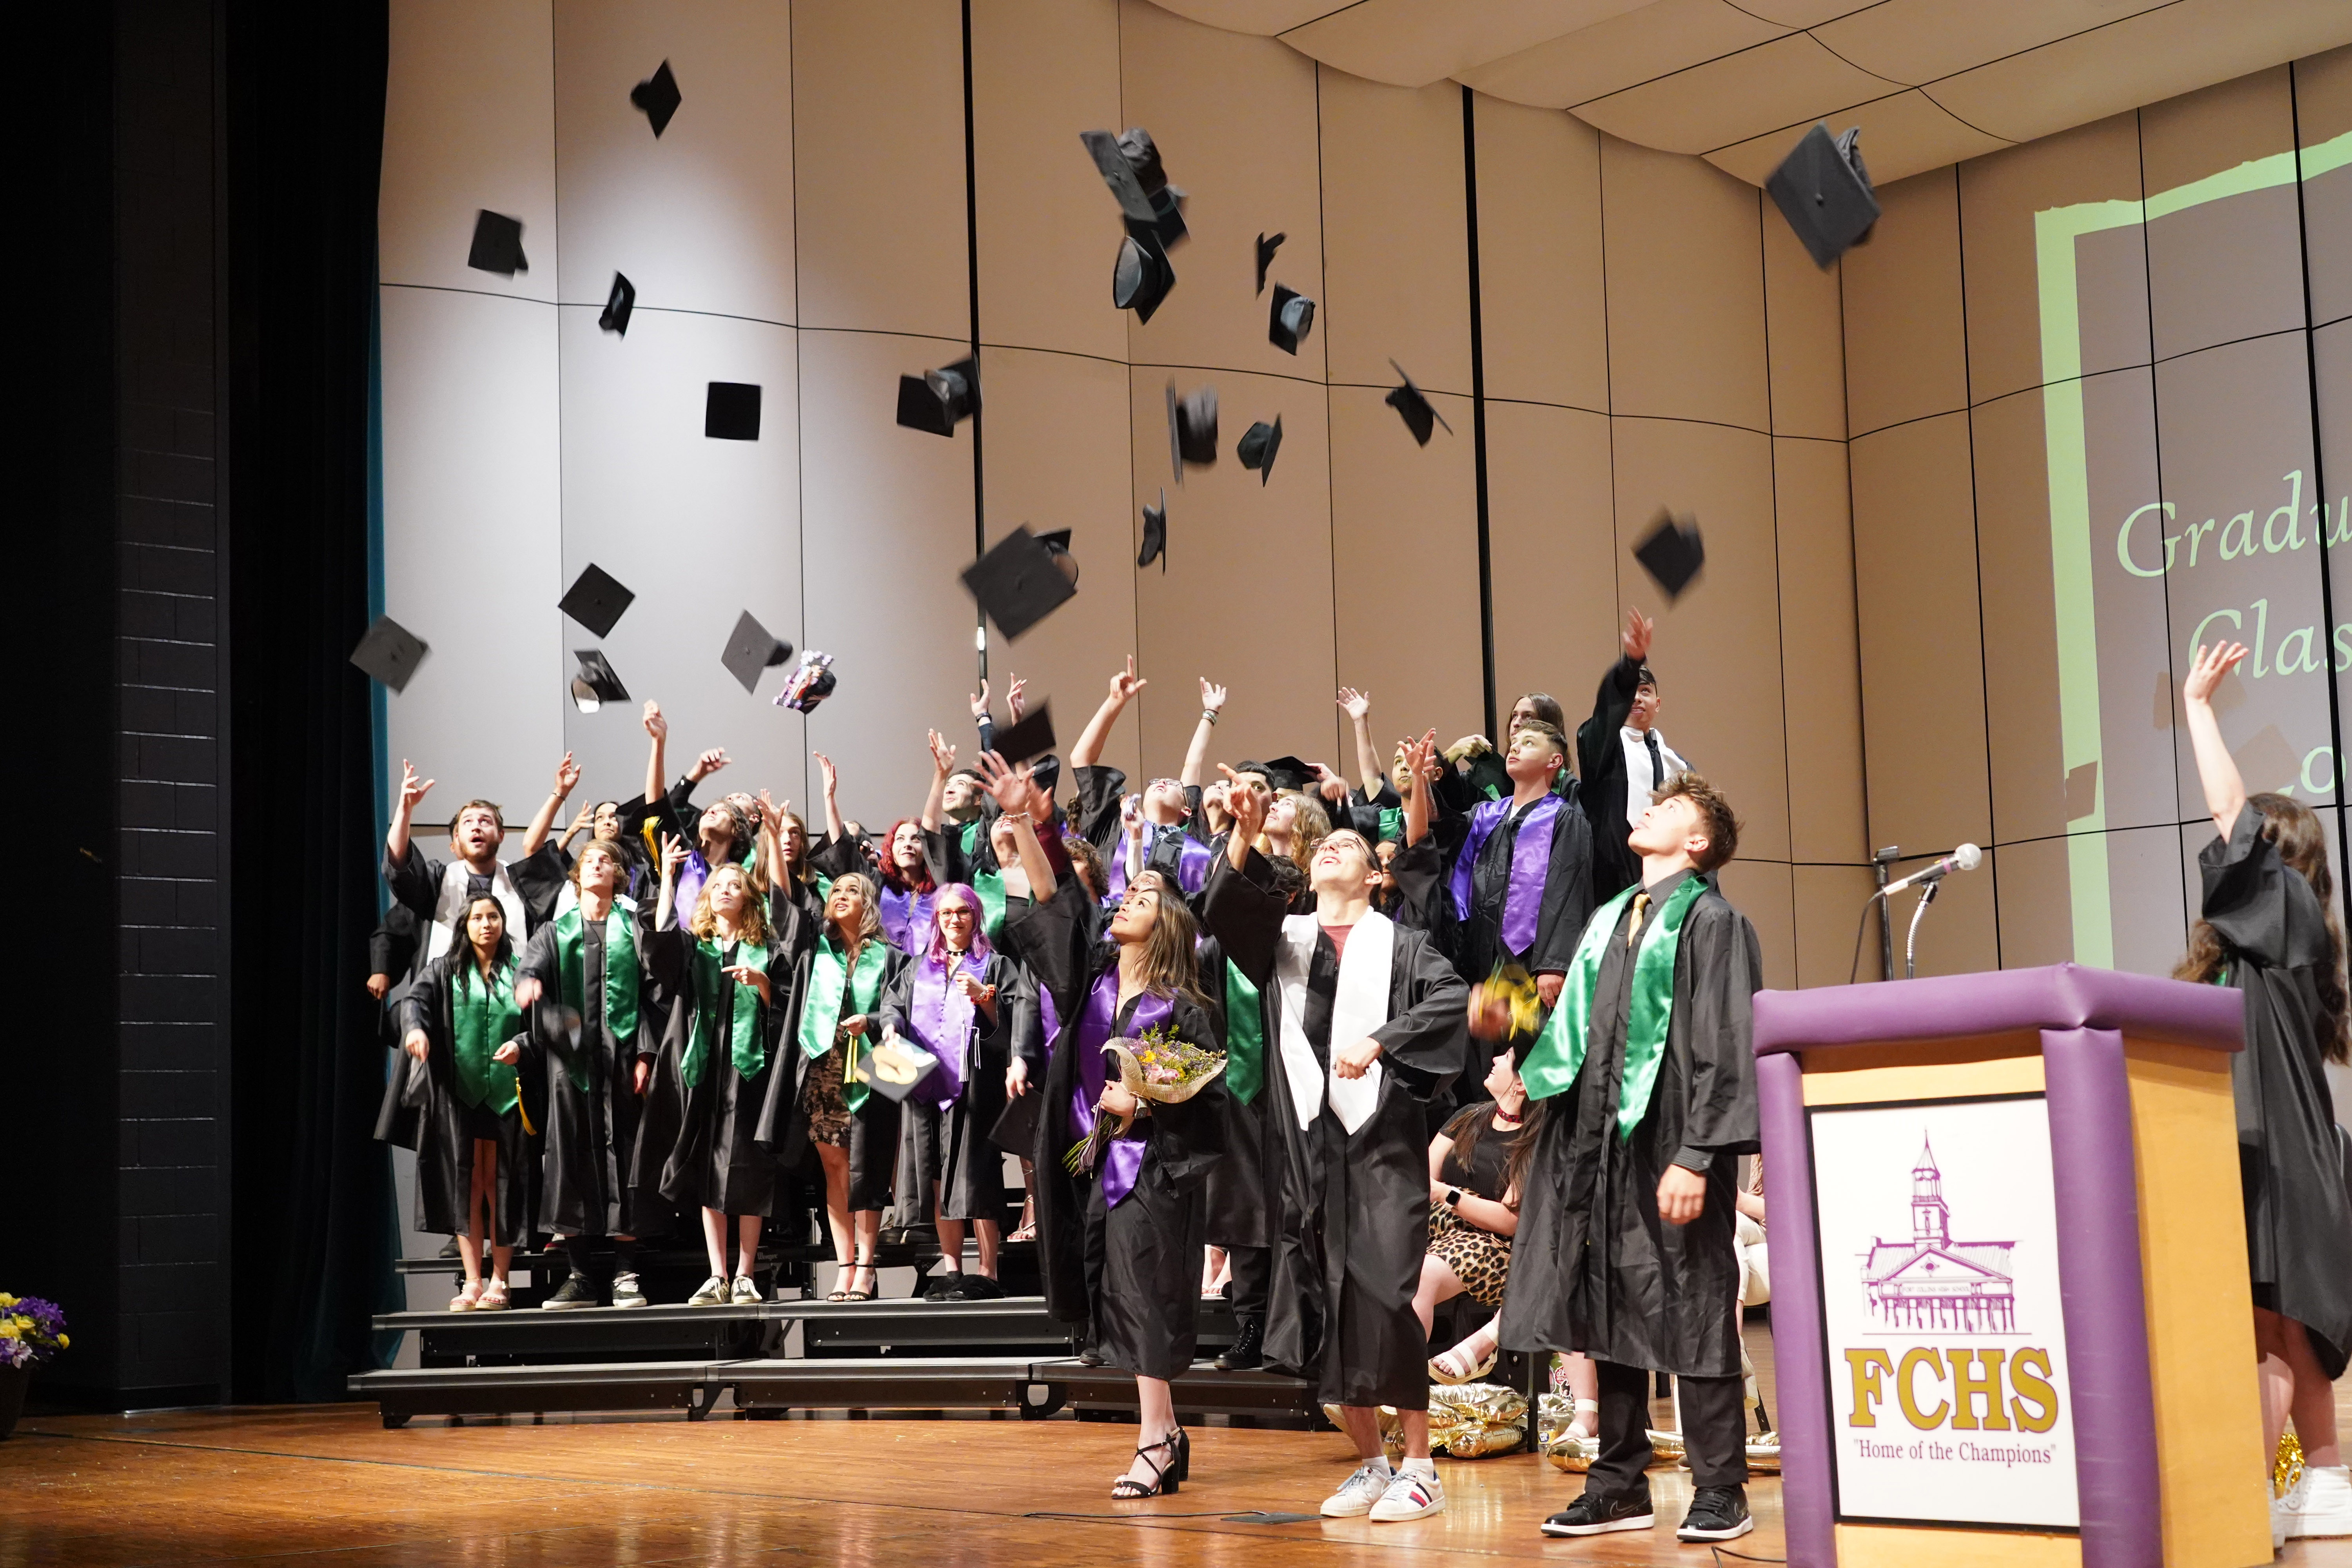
[[349, 615, 428, 693], [570, 649, 629, 713], [775, 650, 837, 713], [720, 611, 795, 695], [1138, 488, 1168, 572], [855, 1030, 940, 1104], [1237, 417, 1282, 484], [1765, 123, 1878, 269], [630, 60, 682, 138], [598, 272, 635, 335], [1167, 381, 1218, 481], [896, 356, 979, 436], [467, 210, 527, 276], [1255, 232, 1285, 295], [558, 564, 635, 638], [962, 525, 1078, 640], [1112, 234, 1177, 323], [990, 703, 1057, 766], [1632, 510, 1706, 601], [1385, 359, 1452, 446], [705, 382, 762, 440], [1080, 128, 1187, 249], [1269, 284, 1315, 355], [1035, 529, 1079, 587], [1239, 756, 1311, 793]]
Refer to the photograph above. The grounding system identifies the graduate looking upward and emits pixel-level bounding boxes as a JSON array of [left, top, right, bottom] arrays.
[[1445, 721, 1595, 1043], [1576, 610, 1691, 903], [383, 759, 565, 969]]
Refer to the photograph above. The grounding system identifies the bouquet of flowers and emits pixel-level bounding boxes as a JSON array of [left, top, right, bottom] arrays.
[[0, 1295, 68, 1370], [1064, 1024, 1226, 1175]]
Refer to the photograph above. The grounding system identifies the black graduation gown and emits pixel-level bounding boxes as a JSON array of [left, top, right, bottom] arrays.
[[1574, 654, 1648, 904], [881, 949, 1035, 1221], [1499, 869, 1760, 1379], [644, 928, 792, 1216], [1196, 933, 1274, 1254], [380, 840, 568, 977], [1000, 876, 1226, 1380], [1200, 840, 1469, 1410], [760, 938, 914, 1212], [376, 949, 533, 1242], [2203, 803, 2352, 1377], [516, 901, 668, 1239], [1442, 793, 1597, 984]]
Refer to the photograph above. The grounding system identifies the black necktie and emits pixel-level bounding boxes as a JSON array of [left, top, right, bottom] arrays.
[[1644, 731, 1665, 792]]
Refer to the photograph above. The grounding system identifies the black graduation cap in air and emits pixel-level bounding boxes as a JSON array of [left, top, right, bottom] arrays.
[[991, 702, 1056, 766], [855, 1032, 941, 1104], [599, 272, 635, 335], [1138, 488, 1168, 572], [570, 649, 628, 713], [1080, 129, 1187, 250], [896, 356, 979, 436], [706, 382, 762, 440], [1269, 284, 1315, 355], [1241, 757, 1311, 793], [467, 210, 527, 276], [1112, 233, 1177, 323], [631, 60, 682, 138], [559, 564, 635, 637], [1632, 510, 1706, 601], [721, 610, 794, 695], [1167, 382, 1218, 481], [962, 525, 1078, 640], [1237, 417, 1282, 485], [1255, 232, 1285, 295], [1385, 359, 1452, 447], [1036, 528, 1079, 587], [1765, 123, 1878, 269], [350, 615, 428, 693]]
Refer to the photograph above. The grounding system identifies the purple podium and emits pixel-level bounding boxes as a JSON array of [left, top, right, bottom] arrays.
[[1755, 964, 2266, 1568]]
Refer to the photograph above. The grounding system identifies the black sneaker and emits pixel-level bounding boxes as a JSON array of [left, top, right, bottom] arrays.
[[955, 1274, 1005, 1300], [1676, 1486, 1753, 1543], [922, 1272, 965, 1301], [1540, 1487, 1655, 1537], [540, 1274, 599, 1311], [1213, 1314, 1263, 1371]]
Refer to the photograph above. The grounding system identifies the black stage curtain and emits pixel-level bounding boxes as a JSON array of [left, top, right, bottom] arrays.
[[223, 0, 396, 1403]]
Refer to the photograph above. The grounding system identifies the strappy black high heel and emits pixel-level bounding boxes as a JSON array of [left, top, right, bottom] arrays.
[[1111, 1427, 1188, 1498]]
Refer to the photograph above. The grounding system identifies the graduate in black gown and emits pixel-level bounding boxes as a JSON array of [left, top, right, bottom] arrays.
[[880, 883, 1036, 1299], [643, 851, 791, 1308], [379, 893, 532, 1312], [1576, 610, 1691, 906], [1199, 737, 1468, 1525], [379, 760, 569, 976], [514, 839, 663, 1309], [1500, 770, 1760, 1546], [2175, 641, 2352, 1538], [982, 753, 1226, 1500]]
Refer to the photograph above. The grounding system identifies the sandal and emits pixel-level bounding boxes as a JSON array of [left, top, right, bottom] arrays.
[[448, 1279, 484, 1313], [845, 1257, 877, 1302], [475, 1278, 510, 1312], [1111, 1428, 1188, 1498], [1428, 1339, 1497, 1385]]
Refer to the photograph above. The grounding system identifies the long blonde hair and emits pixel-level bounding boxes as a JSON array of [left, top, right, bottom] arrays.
[[824, 871, 884, 957], [689, 863, 772, 947], [1258, 790, 1331, 879], [1120, 877, 1214, 1013]]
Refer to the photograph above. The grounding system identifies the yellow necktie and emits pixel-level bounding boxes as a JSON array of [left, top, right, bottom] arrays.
[[1625, 891, 1650, 949]]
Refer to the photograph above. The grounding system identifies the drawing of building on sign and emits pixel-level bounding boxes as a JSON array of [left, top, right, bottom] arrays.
[[1860, 1136, 2017, 1332]]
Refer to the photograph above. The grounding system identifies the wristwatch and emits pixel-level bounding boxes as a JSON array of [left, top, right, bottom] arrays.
[[1445, 1187, 1463, 1209]]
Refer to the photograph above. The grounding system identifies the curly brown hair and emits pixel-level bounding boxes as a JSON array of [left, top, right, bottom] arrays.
[[2174, 793, 2350, 1064], [1653, 771, 1740, 871]]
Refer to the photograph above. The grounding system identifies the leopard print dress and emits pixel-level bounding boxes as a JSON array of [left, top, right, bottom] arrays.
[[1425, 1100, 1517, 1309]]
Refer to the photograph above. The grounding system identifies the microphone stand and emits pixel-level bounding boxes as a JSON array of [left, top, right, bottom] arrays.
[[1904, 879, 1940, 980]]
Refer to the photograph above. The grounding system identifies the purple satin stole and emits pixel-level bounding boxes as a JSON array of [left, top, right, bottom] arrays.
[[880, 884, 934, 955], [1068, 969, 1174, 1209], [1447, 794, 1563, 957], [1105, 826, 1214, 901], [907, 950, 976, 1109], [675, 850, 712, 926]]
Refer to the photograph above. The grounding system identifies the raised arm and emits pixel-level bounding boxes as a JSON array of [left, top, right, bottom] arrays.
[[1401, 730, 1437, 849], [642, 701, 668, 808], [521, 752, 581, 857], [2182, 642, 2250, 837], [1339, 688, 1383, 797], [655, 834, 687, 929], [1180, 678, 1227, 787], [1070, 656, 1146, 769], [386, 758, 434, 866], [920, 730, 956, 833], [975, 753, 1057, 897], [816, 751, 846, 841]]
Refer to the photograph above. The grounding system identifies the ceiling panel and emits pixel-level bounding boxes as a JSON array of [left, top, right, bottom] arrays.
[[1278, 0, 1652, 88], [1575, 32, 1903, 155], [1731, 0, 1880, 25], [1815, 0, 2174, 89], [1143, 0, 1345, 31], [1705, 87, 2011, 185], [1458, 0, 1788, 110]]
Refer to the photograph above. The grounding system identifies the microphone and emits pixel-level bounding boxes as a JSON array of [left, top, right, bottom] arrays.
[[1882, 843, 1982, 898]]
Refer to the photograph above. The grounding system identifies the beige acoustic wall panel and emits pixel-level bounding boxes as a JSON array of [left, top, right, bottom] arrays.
[[1957, 113, 2147, 408], [1611, 418, 1789, 862], [798, 329, 983, 828], [1762, 204, 1844, 440], [792, 0, 971, 342], [1993, 833, 2074, 969], [2296, 48, 2352, 329], [2138, 66, 2306, 363], [971, 0, 1127, 364], [1472, 96, 1608, 414], [378, 287, 565, 811], [1850, 410, 1993, 860], [380, 0, 558, 302], [552, 2, 797, 328], [1118, 0, 1327, 383], [1840, 166, 1967, 438], [1130, 370, 1338, 777], [1317, 71, 1473, 397], [554, 308, 803, 807], [1484, 401, 1619, 715], [1793, 863, 1880, 985], [978, 346, 1143, 785], [1329, 386, 1484, 747], [1599, 138, 1769, 432], [1908, 848, 2000, 977], [1771, 436, 1866, 866], [1718, 858, 1796, 991], [1969, 384, 2065, 846], [2106, 823, 2192, 978]]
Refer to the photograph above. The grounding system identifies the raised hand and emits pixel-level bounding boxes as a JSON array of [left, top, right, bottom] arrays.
[[928, 728, 958, 776], [1005, 673, 1028, 721], [1336, 687, 1370, 721], [1308, 762, 1349, 806], [1121, 793, 1145, 839], [566, 802, 594, 836], [1217, 763, 1267, 843], [1201, 678, 1229, 713], [1402, 730, 1441, 788], [642, 700, 668, 740], [661, 833, 690, 877], [972, 751, 1036, 816], [552, 751, 581, 797], [815, 752, 839, 800], [689, 747, 730, 782], [399, 759, 435, 811], [969, 678, 991, 720], [2183, 641, 2248, 707], [1109, 655, 1146, 702], [1622, 607, 1655, 664], [759, 788, 788, 832]]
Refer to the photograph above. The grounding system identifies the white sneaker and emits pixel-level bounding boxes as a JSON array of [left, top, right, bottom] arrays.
[[2287, 1464, 2352, 1539], [1368, 1467, 1446, 1522], [1321, 1461, 1394, 1518], [730, 1275, 763, 1305], [2276, 1472, 2305, 1551], [686, 1275, 730, 1307]]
